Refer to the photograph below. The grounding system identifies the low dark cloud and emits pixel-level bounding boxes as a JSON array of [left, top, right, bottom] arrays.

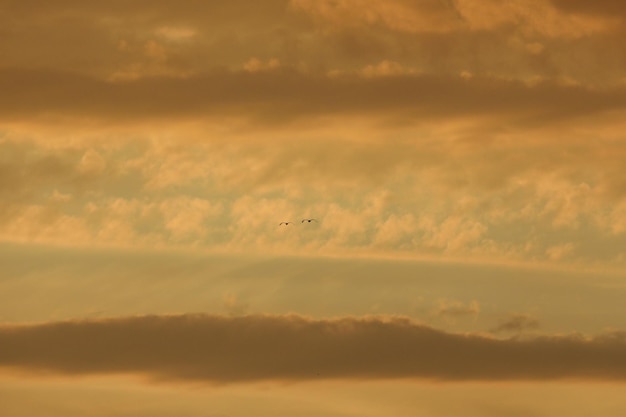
[[2, 314, 626, 383]]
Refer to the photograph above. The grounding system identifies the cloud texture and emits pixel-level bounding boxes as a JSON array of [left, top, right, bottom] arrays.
[[3, 0, 626, 267], [2, 1, 626, 414]]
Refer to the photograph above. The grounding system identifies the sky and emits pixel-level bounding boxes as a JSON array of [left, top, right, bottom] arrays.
[[1, 0, 626, 415]]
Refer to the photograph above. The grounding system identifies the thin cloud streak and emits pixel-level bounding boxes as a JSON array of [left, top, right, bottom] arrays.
[[2, 314, 626, 383]]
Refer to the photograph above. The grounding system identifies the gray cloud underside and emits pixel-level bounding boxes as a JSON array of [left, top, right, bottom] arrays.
[[2, 68, 625, 125], [2, 314, 626, 382]]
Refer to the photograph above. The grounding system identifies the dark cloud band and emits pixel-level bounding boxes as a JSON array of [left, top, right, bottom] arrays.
[[2, 68, 626, 125], [1, 314, 625, 382]]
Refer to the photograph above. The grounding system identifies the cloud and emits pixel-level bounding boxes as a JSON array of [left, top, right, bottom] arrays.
[[222, 293, 250, 316], [77, 149, 106, 175], [2, 132, 626, 265], [2, 67, 626, 126], [550, 0, 626, 17], [290, 0, 463, 33], [291, 0, 617, 39], [0, 139, 101, 203], [3, 0, 625, 91], [434, 299, 480, 319], [1, 0, 305, 77], [491, 314, 540, 334], [2, 314, 626, 382], [454, 0, 616, 37]]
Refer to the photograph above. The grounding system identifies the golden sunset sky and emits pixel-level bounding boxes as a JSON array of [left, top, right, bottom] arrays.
[[2, 0, 626, 415]]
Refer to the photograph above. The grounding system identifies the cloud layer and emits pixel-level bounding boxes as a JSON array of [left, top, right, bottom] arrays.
[[5, 0, 624, 84], [3, 1, 626, 268], [3, 129, 626, 267], [3, 2, 626, 415], [2, 0, 626, 126], [2, 314, 626, 382], [2, 67, 626, 125]]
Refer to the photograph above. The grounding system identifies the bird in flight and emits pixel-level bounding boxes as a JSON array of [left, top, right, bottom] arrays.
[[301, 218, 317, 223], [279, 221, 294, 225]]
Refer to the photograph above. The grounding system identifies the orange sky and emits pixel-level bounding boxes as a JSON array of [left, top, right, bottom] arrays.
[[2, 1, 626, 415]]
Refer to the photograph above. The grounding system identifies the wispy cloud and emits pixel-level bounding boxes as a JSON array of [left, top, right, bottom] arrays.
[[2, 314, 626, 382], [491, 314, 541, 334], [433, 299, 480, 320]]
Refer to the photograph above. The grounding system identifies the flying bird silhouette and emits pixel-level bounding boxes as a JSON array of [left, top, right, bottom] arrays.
[[279, 222, 294, 225], [301, 218, 317, 223]]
